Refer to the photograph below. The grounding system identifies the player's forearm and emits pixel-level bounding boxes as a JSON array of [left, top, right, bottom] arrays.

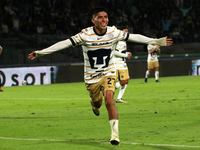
[[114, 50, 129, 58], [128, 34, 167, 46], [35, 39, 72, 57], [149, 47, 157, 54]]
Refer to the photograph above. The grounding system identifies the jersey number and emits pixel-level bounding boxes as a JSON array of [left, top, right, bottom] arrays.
[[107, 77, 115, 84]]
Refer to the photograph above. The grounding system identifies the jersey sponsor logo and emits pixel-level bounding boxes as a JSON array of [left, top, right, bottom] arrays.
[[90, 72, 107, 79], [91, 41, 112, 46]]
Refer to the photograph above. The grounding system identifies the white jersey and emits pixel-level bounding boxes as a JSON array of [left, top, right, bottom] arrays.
[[147, 44, 159, 62], [114, 41, 129, 70], [70, 26, 129, 84]]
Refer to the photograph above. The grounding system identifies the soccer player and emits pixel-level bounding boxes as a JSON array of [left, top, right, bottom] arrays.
[[114, 27, 132, 103], [145, 43, 161, 82], [0, 45, 3, 92], [28, 7, 172, 145]]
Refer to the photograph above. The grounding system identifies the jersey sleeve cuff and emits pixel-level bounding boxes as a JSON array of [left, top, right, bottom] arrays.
[[69, 37, 76, 47]]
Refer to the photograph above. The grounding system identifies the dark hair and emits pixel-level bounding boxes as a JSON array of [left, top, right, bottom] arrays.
[[92, 6, 108, 18]]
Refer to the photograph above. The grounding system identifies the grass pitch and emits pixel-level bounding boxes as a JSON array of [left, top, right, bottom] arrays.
[[0, 76, 200, 150]]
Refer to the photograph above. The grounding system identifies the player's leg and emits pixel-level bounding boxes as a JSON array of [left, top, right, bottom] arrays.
[[104, 90, 119, 145], [115, 82, 121, 89], [103, 76, 120, 145], [154, 61, 160, 82], [155, 68, 159, 82], [90, 98, 102, 116], [116, 70, 129, 103], [115, 70, 121, 89], [116, 79, 128, 103], [145, 62, 152, 82], [85, 82, 103, 116]]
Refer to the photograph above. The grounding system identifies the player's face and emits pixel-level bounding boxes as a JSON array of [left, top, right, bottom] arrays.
[[92, 11, 108, 34]]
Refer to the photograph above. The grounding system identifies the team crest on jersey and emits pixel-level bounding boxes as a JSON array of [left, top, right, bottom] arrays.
[[108, 34, 114, 39]]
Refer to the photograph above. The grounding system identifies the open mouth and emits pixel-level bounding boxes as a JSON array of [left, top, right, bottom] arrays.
[[101, 23, 107, 28]]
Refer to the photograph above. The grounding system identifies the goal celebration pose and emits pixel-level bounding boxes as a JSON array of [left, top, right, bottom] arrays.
[[28, 7, 172, 145]]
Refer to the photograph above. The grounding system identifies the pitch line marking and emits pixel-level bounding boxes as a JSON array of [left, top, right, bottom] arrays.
[[0, 98, 89, 100], [0, 137, 200, 148]]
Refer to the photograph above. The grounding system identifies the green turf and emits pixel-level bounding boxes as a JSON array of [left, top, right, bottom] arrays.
[[0, 76, 200, 150]]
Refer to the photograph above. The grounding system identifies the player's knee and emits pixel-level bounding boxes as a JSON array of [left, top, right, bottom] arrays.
[[126, 79, 129, 84], [93, 101, 102, 108], [105, 99, 115, 108], [120, 80, 128, 86], [92, 98, 102, 108]]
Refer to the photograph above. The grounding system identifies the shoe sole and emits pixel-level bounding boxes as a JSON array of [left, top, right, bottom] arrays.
[[110, 140, 120, 145], [92, 107, 100, 116], [116, 100, 127, 103]]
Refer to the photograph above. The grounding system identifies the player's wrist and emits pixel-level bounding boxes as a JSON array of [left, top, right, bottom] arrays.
[[155, 37, 166, 46]]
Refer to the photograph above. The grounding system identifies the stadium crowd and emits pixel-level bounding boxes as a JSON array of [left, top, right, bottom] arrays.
[[0, 0, 200, 43]]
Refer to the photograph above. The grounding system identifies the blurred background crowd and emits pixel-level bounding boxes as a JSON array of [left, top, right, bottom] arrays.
[[1, 0, 200, 43], [0, 0, 200, 65]]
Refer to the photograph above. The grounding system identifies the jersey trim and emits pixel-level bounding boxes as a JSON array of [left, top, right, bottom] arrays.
[[93, 27, 107, 36], [125, 33, 129, 41], [69, 37, 76, 46]]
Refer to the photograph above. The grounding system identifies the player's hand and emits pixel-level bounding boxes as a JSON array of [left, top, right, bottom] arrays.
[[127, 53, 132, 60], [0, 46, 3, 55], [28, 51, 36, 60], [166, 37, 173, 46]]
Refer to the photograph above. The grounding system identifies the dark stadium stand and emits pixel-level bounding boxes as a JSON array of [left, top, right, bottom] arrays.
[[0, 0, 200, 65]]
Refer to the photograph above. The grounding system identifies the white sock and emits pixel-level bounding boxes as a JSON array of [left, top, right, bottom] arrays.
[[109, 119, 119, 138], [155, 71, 159, 80], [117, 84, 127, 99], [115, 82, 121, 89], [145, 70, 150, 78]]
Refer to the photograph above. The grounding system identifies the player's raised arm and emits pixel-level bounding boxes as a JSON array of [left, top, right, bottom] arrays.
[[28, 39, 73, 60], [128, 34, 173, 46]]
